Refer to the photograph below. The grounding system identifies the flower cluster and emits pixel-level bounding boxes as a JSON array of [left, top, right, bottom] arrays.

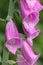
[[20, 0, 43, 39], [5, 0, 43, 65]]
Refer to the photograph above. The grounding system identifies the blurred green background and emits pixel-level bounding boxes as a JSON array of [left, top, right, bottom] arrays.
[[0, 0, 43, 65]]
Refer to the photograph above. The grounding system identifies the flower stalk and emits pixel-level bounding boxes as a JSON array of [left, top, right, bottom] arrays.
[[6, 0, 14, 21]]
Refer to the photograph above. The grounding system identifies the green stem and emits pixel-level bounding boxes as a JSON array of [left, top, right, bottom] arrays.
[[2, 47, 9, 65], [6, 0, 14, 21], [2, 0, 15, 65]]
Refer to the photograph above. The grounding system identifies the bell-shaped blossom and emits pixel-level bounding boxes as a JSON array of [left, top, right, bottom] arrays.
[[19, 0, 43, 19], [22, 12, 39, 27], [17, 55, 36, 65], [26, 0, 43, 11], [21, 41, 40, 65], [17, 40, 40, 65], [22, 21, 40, 39], [5, 19, 22, 55], [22, 12, 40, 39]]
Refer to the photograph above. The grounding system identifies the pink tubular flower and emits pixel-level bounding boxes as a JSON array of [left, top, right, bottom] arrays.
[[5, 19, 22, 55], [22, 12, 40, 39], [19, 0, 43, 19], [19, 0, 42, 39], [26, 0, 43, 11], [17, 40, 40, 65], [5, 19, 33, 54], [17, 55, 36, 65], [22, 12, 39, 27], [5, 20, 40, 65], [22, 21, 40, 39]]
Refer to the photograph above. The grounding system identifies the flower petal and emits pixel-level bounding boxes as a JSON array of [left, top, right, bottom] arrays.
[[5, 19, 20, 41], [22, 18, 40, 39], [23, 12, 39, 27], [5, 19, 22, 55], [26, 0, 36, 8], [19, 0, 43, 19], [17, 55, 29, 65], [17, 55, 36, 65], [5, 38, 22, 55], [21, 41, 40, 65], [26, 37, 33, 46], [19, 0, 32, 19], [34, 0, 43, 12]]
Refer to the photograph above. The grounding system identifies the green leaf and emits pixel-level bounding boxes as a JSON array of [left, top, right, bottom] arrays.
[[6, 60, 16, 65]]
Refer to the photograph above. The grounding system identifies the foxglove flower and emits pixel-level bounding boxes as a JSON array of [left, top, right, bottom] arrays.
[[5, 19, 33, 54], [17, 55, 36, 65], [19, 0, 42, 38], [17, 40, 40, 65], [22, 12, 39, 27], [26, 0, 43, 11], [5, 19, 22, 54], [20, 0, 43, 19], [22, 12, 40, 39]]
